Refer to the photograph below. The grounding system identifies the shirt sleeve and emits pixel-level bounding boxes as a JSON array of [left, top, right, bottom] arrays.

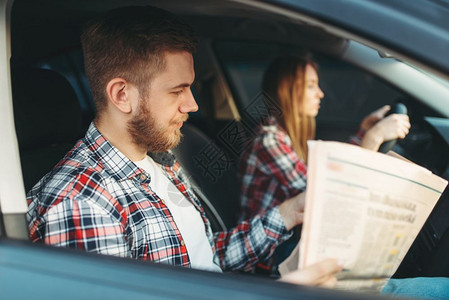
[[28, 170, 130, 258], [40, 196, 130, 257], [214, 206, 292, 272], [348, 128, 366, 146]]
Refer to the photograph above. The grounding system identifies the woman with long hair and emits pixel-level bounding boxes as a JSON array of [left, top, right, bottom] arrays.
[[238, 55, 410, 274]]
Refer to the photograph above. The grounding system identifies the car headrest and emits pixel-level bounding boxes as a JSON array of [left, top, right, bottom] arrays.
[[12, 68, 83, 149]]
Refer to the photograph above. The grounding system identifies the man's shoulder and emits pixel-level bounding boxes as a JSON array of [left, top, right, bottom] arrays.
[[27, 139, 108, 201], [25, 137, 130, 226], [55, 138, 106, 177]]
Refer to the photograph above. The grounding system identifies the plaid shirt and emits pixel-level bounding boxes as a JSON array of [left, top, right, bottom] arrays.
[[27, 122, 290, 272], [238, 118, 363, 272], [238, 118, 307, 221], [239, 117, 364, 220]]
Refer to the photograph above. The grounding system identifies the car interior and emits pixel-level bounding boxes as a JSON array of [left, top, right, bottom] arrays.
[[8, 0, 449, 283]]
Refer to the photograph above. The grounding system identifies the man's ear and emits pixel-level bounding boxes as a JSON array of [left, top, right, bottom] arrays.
[[105, 78, 137, 114]]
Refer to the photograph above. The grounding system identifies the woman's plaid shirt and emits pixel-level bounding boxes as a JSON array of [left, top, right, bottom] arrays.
[[27, 123, 290, 272], [239, 117, 364, 220], [238, 118, 363, 273], [239, 118, 308, 221]]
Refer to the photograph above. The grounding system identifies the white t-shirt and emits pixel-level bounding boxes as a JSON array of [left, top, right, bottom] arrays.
[[135, 156, 221, 272]]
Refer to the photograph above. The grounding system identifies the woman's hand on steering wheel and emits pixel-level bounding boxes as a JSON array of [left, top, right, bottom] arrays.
[[359, 104, 410, 152]]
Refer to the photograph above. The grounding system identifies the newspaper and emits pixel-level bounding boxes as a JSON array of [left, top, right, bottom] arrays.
[[279, 141, 448, 293]]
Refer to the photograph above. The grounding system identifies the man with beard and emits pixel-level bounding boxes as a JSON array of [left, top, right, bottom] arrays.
[[26, 5, 340, 286]]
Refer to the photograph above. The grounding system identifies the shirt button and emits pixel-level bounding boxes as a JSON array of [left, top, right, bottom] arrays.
[[140, 174, 147, 180], [160, 199, 166, 205], [180, 240, 185, 246]]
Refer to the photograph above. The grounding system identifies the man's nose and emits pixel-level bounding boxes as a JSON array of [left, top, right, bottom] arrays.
[[179, 88, 199, 113]]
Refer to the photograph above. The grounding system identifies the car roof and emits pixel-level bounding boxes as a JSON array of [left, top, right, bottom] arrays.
[[11, 0, 449, 80], [243, 0, 449, 80]]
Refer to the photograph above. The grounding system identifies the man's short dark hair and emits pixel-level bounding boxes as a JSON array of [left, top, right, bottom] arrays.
[[81, 6, 198, 115]]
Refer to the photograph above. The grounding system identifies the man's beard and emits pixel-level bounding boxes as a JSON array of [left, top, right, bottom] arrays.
[[128, 99, 187, 153]]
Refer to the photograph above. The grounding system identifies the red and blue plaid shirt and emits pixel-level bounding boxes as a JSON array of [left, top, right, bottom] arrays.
[[238, 118, 363, 273], [239, 118, 307, 221], [27, 122, 290, 272], [239, 117, 364, 220]]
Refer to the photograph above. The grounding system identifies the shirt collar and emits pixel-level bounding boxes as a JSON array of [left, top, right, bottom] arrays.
[[83, 122, 176, 182], [83, 122, 139, 181]]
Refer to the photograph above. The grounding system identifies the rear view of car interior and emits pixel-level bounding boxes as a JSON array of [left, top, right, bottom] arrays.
[[4, 0, 449, 295]]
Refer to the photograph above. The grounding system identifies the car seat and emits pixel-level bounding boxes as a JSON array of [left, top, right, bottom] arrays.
[[172, 122, 242, 231], [12, 68, 85, 192]]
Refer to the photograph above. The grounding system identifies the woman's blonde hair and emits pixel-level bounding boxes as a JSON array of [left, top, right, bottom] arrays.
[[262, 55, 317, 162]]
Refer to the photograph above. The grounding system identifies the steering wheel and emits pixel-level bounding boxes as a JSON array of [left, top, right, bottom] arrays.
[[378, 102, 408, 153]]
